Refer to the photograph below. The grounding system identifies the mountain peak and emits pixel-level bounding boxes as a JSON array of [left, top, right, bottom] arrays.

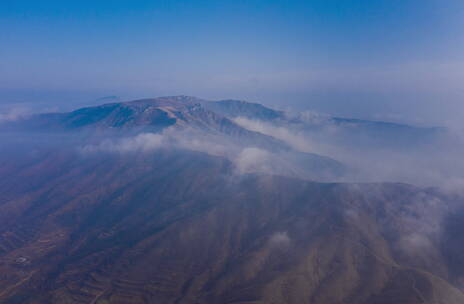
[[203, 98, 284, 121], [128, 95, 206, 105], [160, 95, 205, 103]]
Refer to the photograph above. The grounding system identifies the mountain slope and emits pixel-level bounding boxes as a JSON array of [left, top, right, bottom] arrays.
[[0, 148, 463, 303], [1, 96, 462, 304], [2, 96, 346, 181], [203, 99, 284, 121], [205, 98, 443, 148], [6, 96, 285, 148]]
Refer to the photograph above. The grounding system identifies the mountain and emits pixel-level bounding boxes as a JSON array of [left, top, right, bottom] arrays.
[[0, 96, 462, 304], [5, 96, 442, 149], [202, 99, 284, 121], [3, 96, 283, 152], [7, 96, 279, 141], [205, 99, 443, 148], [94, 96, 122, 103], [2, 96, 345, 181], [0, 148, 464, 304]]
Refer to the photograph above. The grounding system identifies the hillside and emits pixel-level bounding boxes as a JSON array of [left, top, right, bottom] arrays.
[[0, 149, 463, 303], [0, 96, 462, 304]]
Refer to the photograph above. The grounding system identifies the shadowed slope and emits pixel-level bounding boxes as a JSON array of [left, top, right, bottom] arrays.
[[0, 148, 463, 304]]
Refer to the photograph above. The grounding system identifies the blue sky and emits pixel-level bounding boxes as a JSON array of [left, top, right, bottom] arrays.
[[1, 0, 463, 125]]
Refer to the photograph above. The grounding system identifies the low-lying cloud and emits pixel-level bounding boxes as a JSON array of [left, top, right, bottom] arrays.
[[0, 107, 31, 123], [234, 115, 464, 188], [234, 147, 272, 174], [80, 128, 284, 177], [269, 231, 291, 248], [81, 133, 166, 154], [234, 117, 316, 153]]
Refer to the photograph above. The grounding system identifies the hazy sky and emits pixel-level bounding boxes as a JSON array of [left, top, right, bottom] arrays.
[[1, 0, 463, 125]]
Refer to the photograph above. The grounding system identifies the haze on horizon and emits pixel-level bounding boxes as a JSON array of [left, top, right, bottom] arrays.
[[1, 0, 463, 127]]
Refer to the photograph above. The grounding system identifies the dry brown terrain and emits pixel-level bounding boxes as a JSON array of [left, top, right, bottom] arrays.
[[0, 148, 464, 304], [1, 97, 463, 304]]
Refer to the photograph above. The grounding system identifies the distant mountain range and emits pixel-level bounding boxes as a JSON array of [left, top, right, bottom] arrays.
[[6, 95, 444, 154], [202, 98, 444, 148], [0, 96, 462, 304], [4, 96, 347, 181]]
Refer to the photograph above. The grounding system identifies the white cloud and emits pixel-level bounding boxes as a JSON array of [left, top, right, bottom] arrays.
[[234, 147, 272, 174], [234, 117, 316, 153], [269, 231, 291, 248], [0, 107, 31, 123], [81, 132, 166, 154]]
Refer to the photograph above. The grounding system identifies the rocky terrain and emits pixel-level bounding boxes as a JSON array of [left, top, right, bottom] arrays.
[[0, 96, 463, 304]]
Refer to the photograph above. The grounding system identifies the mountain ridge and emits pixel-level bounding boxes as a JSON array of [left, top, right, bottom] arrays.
[[0, 149, 463, 303], [1, 96, 347, 182], [1, 95, 462, 304]]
